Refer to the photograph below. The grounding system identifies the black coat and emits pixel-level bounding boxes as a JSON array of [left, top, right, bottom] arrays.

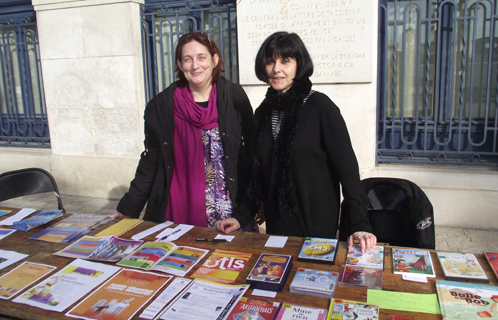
[[117, 77, 253, 223], [233, 92, 372, 238]]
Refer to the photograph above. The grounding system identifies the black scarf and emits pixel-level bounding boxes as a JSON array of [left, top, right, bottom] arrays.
[[248, 78, 313, 218]]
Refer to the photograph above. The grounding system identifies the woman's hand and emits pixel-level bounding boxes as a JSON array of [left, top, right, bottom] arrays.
[[348, 231, 377, 253], [215, 218, 240, 234], [108, 212, 126, 219]]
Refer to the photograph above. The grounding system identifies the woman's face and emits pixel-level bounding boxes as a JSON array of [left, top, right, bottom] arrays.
[[265, 55, 297, 94], [177, 40, 219, 89]]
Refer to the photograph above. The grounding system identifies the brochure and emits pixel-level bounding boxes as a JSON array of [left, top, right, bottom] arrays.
[[0, 228, 16, 240], [289, 268, 339, 298], [338, 265, 383, 290], [12, 259, 121, 312], [0, 249, 28, 271], [225, 297, 281, 320], [346, 244, 384, 269], [117, 241, 208, 277], [139, 277, 192, 319], [437, 251, 489, 282], [12, 210, 62, 231], [192, 249, 252, 284], [327, 298, 379, 320], [392, 248, 435, 277], [298, 237, 339, 263], [66, 269, 171, 320], [95, 218, 142, 237], [0, 208, 36, 226], [275, 303, 327, 320], [53, 235, 143, 262], [156, 279, 249, 320], [483, 252, 498, 280], [0, 262, 56, 299]]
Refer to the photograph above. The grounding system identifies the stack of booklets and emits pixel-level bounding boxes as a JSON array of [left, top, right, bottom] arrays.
[[298, 237, 339, 263], [192, 249, 252, 284], [327, 298, 379, 320], [483, 252, 498, 280], [12, 210, 62, 231], [275, 303, 327, 320], [338, 244, 384, 289], [437, 251, 489, 283], [289, 268, 339, 298], [29, 213, 111, 243], [225, 297, 281, 320], [392, 248, 436, 278], [246, 253, 293, 292], [436, 280, 498, 319]]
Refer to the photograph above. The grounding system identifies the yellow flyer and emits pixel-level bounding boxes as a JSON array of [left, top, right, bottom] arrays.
[[0, 262, 56, 299], [95, 219, 142, 237], [192, 249, 252, 284], [66, 269, 171, 320]]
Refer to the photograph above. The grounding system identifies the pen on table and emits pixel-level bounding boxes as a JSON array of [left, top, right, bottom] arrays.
[[159, 229, 182, 240], [196, 238, 227, 242]]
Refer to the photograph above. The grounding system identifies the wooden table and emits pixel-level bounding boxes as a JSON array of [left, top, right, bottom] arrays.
[[0, 207, 496, 320]]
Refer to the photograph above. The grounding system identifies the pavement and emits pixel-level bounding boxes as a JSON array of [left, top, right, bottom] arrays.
[[1, 192, 497, 255]]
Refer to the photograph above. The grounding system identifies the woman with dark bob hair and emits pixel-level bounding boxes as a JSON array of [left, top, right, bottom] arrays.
[[111, 31, 258, 232], [216, 31, 376, 251]]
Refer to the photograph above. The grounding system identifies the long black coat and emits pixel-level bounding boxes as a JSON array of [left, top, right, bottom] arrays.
[[117, 77, 253, 223]]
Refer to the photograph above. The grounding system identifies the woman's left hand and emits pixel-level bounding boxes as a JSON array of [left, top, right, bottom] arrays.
[[348, 231, 377, 253]]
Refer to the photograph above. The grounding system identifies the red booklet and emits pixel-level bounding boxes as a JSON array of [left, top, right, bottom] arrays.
[[192, 249, 252, 284], [225, 297, 281, 320], [483, 252, 498, 280]]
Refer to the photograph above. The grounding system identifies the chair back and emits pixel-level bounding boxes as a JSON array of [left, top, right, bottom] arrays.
[[0, 168, 65, 212]]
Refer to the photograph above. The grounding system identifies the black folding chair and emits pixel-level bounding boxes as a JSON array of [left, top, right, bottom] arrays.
[[0, 168, 65, 213]]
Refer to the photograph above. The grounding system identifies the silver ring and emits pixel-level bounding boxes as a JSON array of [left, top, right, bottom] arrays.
[[364, 234, 370, 238], [357, 235, 363, 239]]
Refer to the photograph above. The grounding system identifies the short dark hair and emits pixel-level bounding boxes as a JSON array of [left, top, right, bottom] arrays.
[[174, 31, 225, 86], [254, 32, 314, 83]]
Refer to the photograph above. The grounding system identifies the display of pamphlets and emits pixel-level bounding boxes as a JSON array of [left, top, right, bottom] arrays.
[[53, 235, 143, 262], [327, 298, 379, 320], [338, 265, 383, 290], [437, 251, 489, 283], [483, 252, 498, 280], [0, 262, 56, 299], [192, 249, 252, 284], [436, 280, 498, 320], [298, 237, 339, 263], [0, 249, 28, 271], [156, 280, 249, 320], [225, 297, 281, 320], [246, 253, 293, 292], [12, 210, 62, 231], [346, 244, 384, 269], [12, 259, 120, 312], [275, 303, 327, 320], [289, 268, 339, 298], [30, 213, 111, 244], [117, 241, 208, 277], [66, 269, 171, 320], [392, 248, 435, 277]]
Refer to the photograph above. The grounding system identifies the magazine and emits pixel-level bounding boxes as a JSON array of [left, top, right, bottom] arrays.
[[483, 252, 498, 280], [298, 237, 339, 263], [192, 249, 252, 284], [117, 241, 208, 277], [30, 213, 111, 244], [289, 268, 339, 298], [66, 269, 171, 320], [12, 210, 62, 231], [275, 303, 327, 320], [436, 280, 498, 319], [225, 297, 281, 320], [392, 248, 435, 277], [346, 244, 384, 269], [246, 253, 293, 292], [156, 279, 249, 320], [338, 265, 383, 290], [327, 298, 379, 320], [437, 251, 489, 282], [53, 235, 143, 262], [0, 262, 56, 299]]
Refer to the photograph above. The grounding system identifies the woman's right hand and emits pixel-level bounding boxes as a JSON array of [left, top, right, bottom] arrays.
[[108, 212, 126, 219], [216, 218, 240, 234]]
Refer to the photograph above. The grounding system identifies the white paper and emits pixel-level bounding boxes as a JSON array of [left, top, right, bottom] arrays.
[[0, 229, 16, 240], [156, 280, 249, 320], [131, 221, 173, 240], [264, 236, 288, 248], [12, 259, 120, 312], [251, 289, 278, 298], [0, 249, 28, 270], [0, 208, 36, 226], [139, 277, 192, 319], [155, 224, 193, 241], [402, 273, 428, 283], [215, 234, 234, 242]]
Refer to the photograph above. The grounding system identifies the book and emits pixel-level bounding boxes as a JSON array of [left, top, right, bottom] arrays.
[[225, 297, 281, 320], [346, 244, 384, 269], [327, 298, 379, 320], [298, 237, 339, 263], [53, 235, 143, 262], [246, 253, 293, 292], [275, 303, 327, 320], [191, 249, 252, 284], [338, 265, 383, 290], [289, 268, 339, 298], [483, 252, 498, 280], [436, 280, 498, 320], [12, 210, 62, 231], [392, 248, 435, 277], [437, 251, 489, 283], [117, 241, 208, 277], [30, 213, 111, 244]]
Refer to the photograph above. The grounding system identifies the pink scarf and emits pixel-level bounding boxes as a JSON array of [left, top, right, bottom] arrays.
[[166, 84, 218, 227]]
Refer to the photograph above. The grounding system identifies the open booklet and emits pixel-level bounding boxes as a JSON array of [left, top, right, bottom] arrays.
[[117, 241, 209, 277]]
